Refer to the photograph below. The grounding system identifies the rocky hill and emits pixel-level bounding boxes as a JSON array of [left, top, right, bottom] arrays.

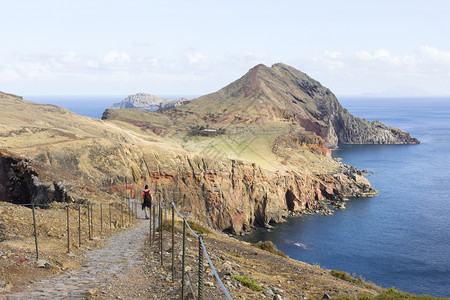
[[100, 63, 420, 233], [150, 63, 419, 147], [110, 92, 191, 110], [0, 64, 420, 235], [0, 65, 423, 298]]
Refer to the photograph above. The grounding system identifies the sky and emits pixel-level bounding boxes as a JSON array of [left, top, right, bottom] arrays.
[[0, 0, 449, 97]]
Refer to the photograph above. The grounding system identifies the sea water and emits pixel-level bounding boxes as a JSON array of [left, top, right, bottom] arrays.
[[241, 97, 450, 297], [23, 95, 127, 119], [23, 95, 450, 296], [23, 94, 198, 119]]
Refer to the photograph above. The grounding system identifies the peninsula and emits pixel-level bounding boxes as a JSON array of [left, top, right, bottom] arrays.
[[0, 63, 422, 298]]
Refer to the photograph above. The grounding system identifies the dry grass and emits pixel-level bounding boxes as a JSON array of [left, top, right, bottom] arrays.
[[0, 200, 137, 291]]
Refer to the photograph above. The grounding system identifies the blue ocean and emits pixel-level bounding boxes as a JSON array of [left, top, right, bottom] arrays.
[[24, 95, 450, 297], [242, 97, 450, 297], [23, 95, 127, 119]]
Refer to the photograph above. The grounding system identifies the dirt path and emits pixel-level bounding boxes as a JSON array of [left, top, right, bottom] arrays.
[[3, 199, 150, 299], [2, 200, 381, 300]]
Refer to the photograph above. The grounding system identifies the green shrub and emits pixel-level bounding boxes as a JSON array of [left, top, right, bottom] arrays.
[[230, 275, 264, 292], [331, 270, 363, 285], [155, 219, 180, 232], [252, 241, 287, 258], [186, 220, 213, 234]]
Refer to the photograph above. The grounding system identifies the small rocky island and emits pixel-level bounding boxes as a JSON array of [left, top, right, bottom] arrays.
[[109, 92, 191, 110]]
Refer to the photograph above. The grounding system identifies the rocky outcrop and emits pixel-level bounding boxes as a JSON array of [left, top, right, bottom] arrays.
[[128, 149, 377, 234], [110, 92, 191, 110], [0, 151, 76, 207]]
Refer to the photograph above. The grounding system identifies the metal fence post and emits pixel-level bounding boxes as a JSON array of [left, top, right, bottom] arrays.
[[149, 202, 152, 244], [160, 201, 163, 267], [172, 204, 175, 282], [66, 204, 70, 253], [129, 200, 131, 223], [121, 203, 124, 227], [100, 203, 103, 233], [88, 204, 92, 240], [152, 204, 156, 242], [109, 203, 112, 230], [78, 205, 81, 247], [90, 204, 94, 237], [181, 219, 186, 300], [32, 204, 39, 260], [198, 236, 203, 300], [135, 201, 138, 218]]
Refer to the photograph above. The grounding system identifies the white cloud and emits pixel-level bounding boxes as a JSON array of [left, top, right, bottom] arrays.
[[101, 51, 131, 65], [352, 49, 419, 71], [15, 61, 53, 78], [61, 51, 82, 64], [186, 52, 206, 64], [86, 60, 99, 69], [0, 67, 20, 81], [2, 45, 450, 95], [356, 49, 391, 61], [355, 49, 415, 66], [298, 45, 450, 95], [312, 51, 344, 70], [420, 45, 450, 64]]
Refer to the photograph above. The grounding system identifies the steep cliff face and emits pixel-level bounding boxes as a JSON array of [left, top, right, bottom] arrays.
[[127, 147, 377, 234]]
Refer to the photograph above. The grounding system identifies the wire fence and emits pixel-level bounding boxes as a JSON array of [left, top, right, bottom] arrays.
[[1, 197, 232, 299], [147, 199, 232, 300], [0, 199, 140, 261]]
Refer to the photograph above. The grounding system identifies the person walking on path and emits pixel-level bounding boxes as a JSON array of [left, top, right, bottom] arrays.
[[141, 184, 152, 219]]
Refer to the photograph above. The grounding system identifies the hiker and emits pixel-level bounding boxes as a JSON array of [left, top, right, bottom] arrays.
[[141, 185, 152, 219]]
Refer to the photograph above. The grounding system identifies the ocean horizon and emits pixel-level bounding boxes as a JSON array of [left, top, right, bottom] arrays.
[[22, 95, 450, 297], [23, 94, 200, 119]]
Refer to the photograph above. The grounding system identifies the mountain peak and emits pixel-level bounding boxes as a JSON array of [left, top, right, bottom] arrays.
[[173, 63, 419, 147]]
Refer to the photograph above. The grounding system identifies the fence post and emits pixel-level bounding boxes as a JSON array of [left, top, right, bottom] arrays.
[[181, 219, 186, 300], [100, 203, 103, 233], [78, 205, 81, 247], [149, 202, 152, 244], [88, 204, 91, 240], [152, 204, 156, 242], [128, 199, 131, 223], [198, 236, 203, 300], [32, 204, 39, 260], [160, 201, 163, 267], [171, 204, 175, 282], [109, 203, 112, 230], [121, 203, 124, 227], [66, 204, 70, 253], [90, 204, 94, 238]]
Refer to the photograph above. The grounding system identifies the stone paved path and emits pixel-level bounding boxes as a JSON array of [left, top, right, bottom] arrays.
[[3, 199, 151, 300]]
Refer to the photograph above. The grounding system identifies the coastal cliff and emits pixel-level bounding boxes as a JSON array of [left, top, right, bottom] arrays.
[[0, 63, 419, 234]]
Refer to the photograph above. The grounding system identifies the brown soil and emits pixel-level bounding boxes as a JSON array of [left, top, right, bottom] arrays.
[[1, 201, 382, 299], [88, 220, 382, 299], [0, 200, 137, 293]]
